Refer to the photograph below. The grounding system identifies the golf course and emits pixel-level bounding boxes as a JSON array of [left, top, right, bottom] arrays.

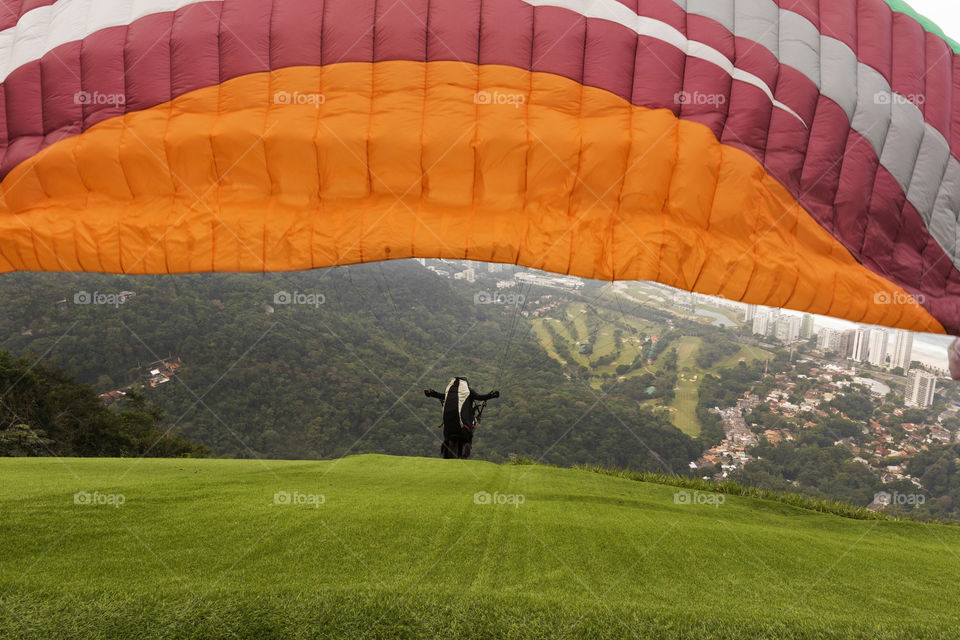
[[2, 454, 959, 639]]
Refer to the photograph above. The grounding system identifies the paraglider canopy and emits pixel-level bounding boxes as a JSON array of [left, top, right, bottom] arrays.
[[0, 0, 959, 335]]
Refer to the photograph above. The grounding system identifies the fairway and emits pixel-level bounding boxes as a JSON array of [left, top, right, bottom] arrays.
[[2, 455, 960, 639], [669, 337, 702, 436], [529, 298, 663, 380], [714, 344, 773, 372]]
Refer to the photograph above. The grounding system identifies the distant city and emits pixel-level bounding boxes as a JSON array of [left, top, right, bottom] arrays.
[[417, 257, 951, 411], [746, 305, 942, 408]]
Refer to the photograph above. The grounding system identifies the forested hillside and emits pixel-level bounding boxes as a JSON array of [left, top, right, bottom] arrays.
[[0, 262, 699, 470], [0, 350, 203, 457]]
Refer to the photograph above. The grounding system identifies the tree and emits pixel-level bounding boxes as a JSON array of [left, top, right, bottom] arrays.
[[0, 424, 53, 456]]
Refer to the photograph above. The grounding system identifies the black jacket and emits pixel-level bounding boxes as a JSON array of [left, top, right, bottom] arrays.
[[425, 377, 498, 440]]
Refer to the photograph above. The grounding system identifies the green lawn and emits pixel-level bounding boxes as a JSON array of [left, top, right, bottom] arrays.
[[671, 377, 700, 436], [530, 302, 764, 434], [674, 336, 701, 369], [567, 303, 590, 344], [529, 319, 563, 363], [532, 307, 653, 379], [669, 337, 702, 436], [713, 344, 772, 372], [3, 455, 960, 639]]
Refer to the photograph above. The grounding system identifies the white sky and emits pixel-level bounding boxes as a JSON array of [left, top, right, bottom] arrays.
[[907, 1, 960, 42]]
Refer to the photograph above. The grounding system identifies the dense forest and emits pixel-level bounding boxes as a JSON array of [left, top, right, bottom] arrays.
[[0, 263, 699, 471], [0, 350, 203, 457]]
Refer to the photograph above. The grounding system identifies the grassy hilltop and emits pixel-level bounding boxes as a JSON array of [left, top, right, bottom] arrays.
[[2, 455, 959, 639]]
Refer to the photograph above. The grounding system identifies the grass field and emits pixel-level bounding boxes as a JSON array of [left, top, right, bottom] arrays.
[[713, 344, 773, 372], [668, 337, 703, 436], [529, 320, 563, 363], [3, 455, 960, 639], [531, 307, 653, 379], [530, 297, 770, 437]]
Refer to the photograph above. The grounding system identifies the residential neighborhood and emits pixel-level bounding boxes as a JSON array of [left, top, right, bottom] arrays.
[[695, 358, 958, 491]]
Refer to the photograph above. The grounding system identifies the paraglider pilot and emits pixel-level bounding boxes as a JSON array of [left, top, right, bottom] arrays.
[[424, 377, 499, 459]]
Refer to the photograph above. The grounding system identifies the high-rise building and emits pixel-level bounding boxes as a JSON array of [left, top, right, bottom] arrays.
[[743, 304, 758, 323], [774, 315, 801, 343], [817, 328, 841, 352], [851, 328, 871, 362], [816, 328, 830, 350], [890, 330, 914, 372], [791, 315, 803, 341], [867, 329, 888, 367], [759, 309, 781, 338], [800, 314, 814, 339], [774, 317, 789, 342], [838, 330, 856, 358], [487, 263, 504, 273], [905, 370, 937, 408], [752, 312, 770, 337]]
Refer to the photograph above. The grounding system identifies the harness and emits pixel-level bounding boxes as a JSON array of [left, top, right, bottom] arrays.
[[473, 400, 487, 428], [437, 400, 486, 433], [436, 377, 488, 436]]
